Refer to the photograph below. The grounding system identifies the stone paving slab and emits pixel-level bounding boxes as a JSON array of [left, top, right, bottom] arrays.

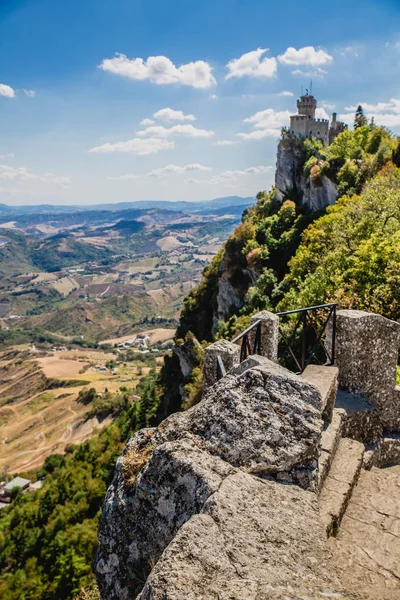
[[319, 438, 364, 534], [331, 465, 400, 600]]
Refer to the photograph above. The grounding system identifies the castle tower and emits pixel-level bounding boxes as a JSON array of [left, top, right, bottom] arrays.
[[289, 91, 329, 144], [297, 94, 317, 119]]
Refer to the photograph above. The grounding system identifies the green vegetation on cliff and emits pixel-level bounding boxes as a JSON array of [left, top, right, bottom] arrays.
[[279, 164, 400, 319], [0, 373, 159, 600]]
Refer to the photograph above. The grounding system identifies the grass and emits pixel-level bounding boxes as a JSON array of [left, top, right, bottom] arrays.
[[123, 440, 154, 489], [26, 391, 54, 413]]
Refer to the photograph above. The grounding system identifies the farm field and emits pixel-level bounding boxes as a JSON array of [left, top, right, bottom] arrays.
[[0, 345, 161, 474]]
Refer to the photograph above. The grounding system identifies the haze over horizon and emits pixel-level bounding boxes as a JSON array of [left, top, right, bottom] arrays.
[[1, 0, 400, 205]]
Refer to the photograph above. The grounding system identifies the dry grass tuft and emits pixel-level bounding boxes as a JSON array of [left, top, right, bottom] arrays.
[[74, 581, 100, 600], [123, 443, 154, 489]]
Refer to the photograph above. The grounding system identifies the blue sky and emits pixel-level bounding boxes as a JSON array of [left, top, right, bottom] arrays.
[[1, 0, 400, 205]]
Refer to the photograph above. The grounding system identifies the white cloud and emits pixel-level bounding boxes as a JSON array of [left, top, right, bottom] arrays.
[[238, 129, 281, 140], [239, 108, 290, 139], [278, 46, 333, 66], [341, 98, 400, 128], [0, 164, 70, 185], [89, 137, 175, 155], [186, 165, 272, 185], [340, 46, 358, 58], [220, 166, 272, 178], [209, 94, 218, 100], [137, 124, 214, 139], [107, 174, 140, 181], [315, 107, 330, 120], [23, 89, 35, 97], [226, 48, 277, 79], [0, 84, 15, 98], [292, 67, 328, 78], [140, 118, 155, 126], [0, 153, 14, 160], [243, 108, 291, 130], [153, 108, 196, 122], [320, 101, 335, 110], [345, 99, 400, 114], [148, 163, 212, 177], [213, 140, 238, 146], [279, 91, 294, 96], [99, 53, 216, 89]]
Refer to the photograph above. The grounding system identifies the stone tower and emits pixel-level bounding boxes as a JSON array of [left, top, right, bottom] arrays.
[[289, 92, 346, 145], [296, 94, 317, 119]]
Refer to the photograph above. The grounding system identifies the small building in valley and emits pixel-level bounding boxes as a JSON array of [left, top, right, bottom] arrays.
[[3, 476, 31, 497]]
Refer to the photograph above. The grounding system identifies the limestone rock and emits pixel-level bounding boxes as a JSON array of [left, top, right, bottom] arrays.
[[96, 438, 235, 599], [139, 472, 350, 600], [275, 134, 338, 211], [156, 356, 323, 480], [96, 358, 325, 599], [215, 255, 258, 326], [332, 310, 400, 431]]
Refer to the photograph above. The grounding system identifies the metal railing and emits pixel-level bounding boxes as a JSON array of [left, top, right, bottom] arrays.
[[276, 303, 336, 374], [226, 303, 337, 378]]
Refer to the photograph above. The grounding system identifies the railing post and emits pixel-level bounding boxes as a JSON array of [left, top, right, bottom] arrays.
[[203, 340, 240, 391], [250, 311, 279, 362]]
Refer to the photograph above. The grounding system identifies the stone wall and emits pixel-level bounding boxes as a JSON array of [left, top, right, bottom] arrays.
[[330, 310, 400, 431]]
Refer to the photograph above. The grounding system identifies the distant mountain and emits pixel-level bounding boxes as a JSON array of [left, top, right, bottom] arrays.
[[0, 196, 255, 217]]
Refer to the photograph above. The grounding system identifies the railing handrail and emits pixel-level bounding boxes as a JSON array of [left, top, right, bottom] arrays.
[[276, 302, 337, 317], [232, 319, 260, 344], [222, 302, 337, 379]]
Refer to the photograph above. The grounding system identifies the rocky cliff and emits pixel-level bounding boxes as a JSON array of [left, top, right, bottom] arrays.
[[275, 132, 338, 210], [95, 357, 355, 599]]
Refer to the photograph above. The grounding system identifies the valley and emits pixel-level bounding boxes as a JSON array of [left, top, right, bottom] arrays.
[[0, 197, 250, 474]]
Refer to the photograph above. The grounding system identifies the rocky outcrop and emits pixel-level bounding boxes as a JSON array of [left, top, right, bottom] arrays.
[[214, 255, 258, 328], [95, 357, 329, 599], [275, 133, 338, 211], [139, 472, 348, 600]]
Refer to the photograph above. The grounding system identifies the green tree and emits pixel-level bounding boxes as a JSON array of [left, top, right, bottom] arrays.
[[354, 104, 367, 129]]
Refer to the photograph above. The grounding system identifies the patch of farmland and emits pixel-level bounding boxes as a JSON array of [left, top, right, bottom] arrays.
[[51, 276, 79, 295], [35, 356, 90, 378]]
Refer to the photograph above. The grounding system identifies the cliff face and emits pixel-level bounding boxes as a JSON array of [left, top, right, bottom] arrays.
[[275, 133, 338, 211], [214, 255, 258, 329], [95, 357, 348, 599]]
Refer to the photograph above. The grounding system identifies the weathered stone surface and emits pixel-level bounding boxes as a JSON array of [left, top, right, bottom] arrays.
[[374, 433, 400, 467], [96, 358, 325, 599], [275, 134, 338, 210], [174, 336, 203, 378], [164, 356, 323, 482], [301, 364, 339, 421], [203, 339, 240, 390], [249, 310, 279, 361], [336, 389, 382, 443], [96, 438, 235, 599], [331, 465, 400, 600], [319, 438, 364, 536], [318, 409, 344, 492], [331, 310, 400, 431], [214, 256, 258, 326], [139, 472, 350, 600]]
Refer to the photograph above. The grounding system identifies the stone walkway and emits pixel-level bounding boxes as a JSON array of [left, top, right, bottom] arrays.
[[331, 465, 400, 600]]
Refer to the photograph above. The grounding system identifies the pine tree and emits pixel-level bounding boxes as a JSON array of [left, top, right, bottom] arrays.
[[354, 105, 367, 129]]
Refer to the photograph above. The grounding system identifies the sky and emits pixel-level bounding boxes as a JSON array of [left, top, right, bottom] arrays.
[[1, 0, 400, 205]]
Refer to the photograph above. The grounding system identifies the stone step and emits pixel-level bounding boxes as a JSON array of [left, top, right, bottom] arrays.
[[300, 364, 338, 421], [319, 437, 364, 536], [317, 408, 344, 492]]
